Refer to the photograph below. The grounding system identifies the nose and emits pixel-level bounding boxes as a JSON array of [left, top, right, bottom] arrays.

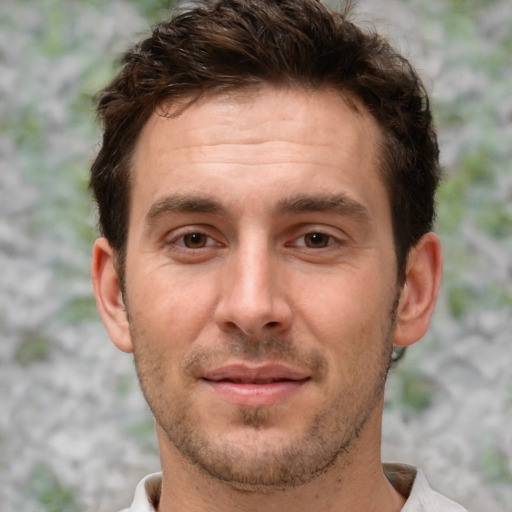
[[214, 243, 292, 337]]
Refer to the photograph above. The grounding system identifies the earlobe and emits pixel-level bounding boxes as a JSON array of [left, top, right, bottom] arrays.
[[394, 232, 443, 347], [91, 237, 133, 353]]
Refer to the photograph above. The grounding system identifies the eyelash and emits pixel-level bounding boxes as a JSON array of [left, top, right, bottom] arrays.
[[288, 232, 338, 249], [167, 229, 341, 251], [168, 230, 222, 250]]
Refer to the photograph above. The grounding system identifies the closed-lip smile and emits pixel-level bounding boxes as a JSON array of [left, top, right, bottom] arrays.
[[201, 363, 310, 407]]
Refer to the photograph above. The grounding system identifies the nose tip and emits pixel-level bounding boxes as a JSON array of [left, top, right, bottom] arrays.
[[220, 317, 286, 338], [214, 260, 292, 337], [215, 294, 291, 337]]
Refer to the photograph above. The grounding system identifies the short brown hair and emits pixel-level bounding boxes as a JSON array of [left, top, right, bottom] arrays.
[[90, 0, 440, 282]]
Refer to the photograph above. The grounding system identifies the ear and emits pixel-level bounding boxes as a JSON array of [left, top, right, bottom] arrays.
[[91, 237, 133, 353], [394, 232, 443, 347]]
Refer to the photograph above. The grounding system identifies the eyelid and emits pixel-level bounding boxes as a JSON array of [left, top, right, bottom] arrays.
[[286, 226, 347, 249], [289, 233, 335, 248], [177, 233, 217, 248], [165, 226, 224, 249]]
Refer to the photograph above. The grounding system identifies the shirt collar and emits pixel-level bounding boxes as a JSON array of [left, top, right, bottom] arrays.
[[125, 464, 465, 511]]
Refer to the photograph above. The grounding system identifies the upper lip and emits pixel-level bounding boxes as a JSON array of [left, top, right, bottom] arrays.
[[201, 363, 310, 384]]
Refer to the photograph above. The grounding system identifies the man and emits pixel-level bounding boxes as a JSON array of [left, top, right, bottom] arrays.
[[90, 0, 466, 510]]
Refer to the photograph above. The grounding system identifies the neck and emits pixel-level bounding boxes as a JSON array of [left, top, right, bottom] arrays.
[[156, 402, 405, 512]]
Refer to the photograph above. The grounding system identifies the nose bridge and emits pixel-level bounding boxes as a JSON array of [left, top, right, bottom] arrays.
[[215, 234, 290, 335]]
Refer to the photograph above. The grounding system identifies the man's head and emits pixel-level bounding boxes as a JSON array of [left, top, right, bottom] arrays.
[[90, 0, 443, 497], [90, 0, 440, 285]]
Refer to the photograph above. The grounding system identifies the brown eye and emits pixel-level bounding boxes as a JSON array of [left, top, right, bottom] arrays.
[[304, 233, 331, 248], [183, 233, 208, 248]]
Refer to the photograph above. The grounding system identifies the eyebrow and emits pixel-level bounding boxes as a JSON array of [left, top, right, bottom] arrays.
[[145, 194, 226, 226], [145, 192, 372, 226], [274, 194, 372, 223]]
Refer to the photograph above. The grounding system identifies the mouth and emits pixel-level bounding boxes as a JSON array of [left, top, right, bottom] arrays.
[[212, 377, 303, 384], [201, 363, 310, 407]]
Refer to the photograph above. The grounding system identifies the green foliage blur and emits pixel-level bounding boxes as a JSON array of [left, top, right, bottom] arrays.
[[2, 2, 511, 507]]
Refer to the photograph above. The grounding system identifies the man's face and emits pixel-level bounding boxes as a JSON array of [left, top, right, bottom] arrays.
[[122, 87, 400, 487]]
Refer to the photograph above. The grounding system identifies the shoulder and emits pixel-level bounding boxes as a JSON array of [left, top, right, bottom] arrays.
[[384, 463, 468, 512]]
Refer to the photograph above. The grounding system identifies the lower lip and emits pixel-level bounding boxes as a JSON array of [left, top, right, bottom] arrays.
[[204, 379, 308, 407]]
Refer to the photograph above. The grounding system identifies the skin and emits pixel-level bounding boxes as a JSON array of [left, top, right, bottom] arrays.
[[92, 86, 442, 511]]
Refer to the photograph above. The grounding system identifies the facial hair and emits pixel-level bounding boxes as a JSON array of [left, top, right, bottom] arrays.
[[130, 302, 397, 491]]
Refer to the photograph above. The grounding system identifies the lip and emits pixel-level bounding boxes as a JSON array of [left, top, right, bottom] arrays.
[[202, 363, 310, 407]]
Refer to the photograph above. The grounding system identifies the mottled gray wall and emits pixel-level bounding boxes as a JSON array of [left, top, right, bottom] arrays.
[[0, 1, 510, 511]]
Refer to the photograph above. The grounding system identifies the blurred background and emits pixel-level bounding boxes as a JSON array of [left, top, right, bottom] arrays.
[[0, 0, 511, 510]]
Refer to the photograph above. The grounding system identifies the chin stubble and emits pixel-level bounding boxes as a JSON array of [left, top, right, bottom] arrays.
[[130, 293, 399, 490]]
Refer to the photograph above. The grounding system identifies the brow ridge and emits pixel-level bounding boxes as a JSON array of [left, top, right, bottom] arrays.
[[275, 193, 371, 222], [145, 192, 371, 227], [146, 194, 226, 226]]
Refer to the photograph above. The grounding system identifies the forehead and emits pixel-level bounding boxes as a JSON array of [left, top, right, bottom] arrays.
[[130, 86, 386, 217], [155, 86, 378, 149]]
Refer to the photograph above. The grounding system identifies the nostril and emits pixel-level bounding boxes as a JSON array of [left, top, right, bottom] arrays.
[[265, 321, 279, 328]]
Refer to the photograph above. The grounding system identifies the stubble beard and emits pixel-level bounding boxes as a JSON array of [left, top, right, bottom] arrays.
[[130, 307, 397, 490]]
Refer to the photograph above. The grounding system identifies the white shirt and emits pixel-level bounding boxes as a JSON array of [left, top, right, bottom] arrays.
[[119, 463, 468, 512]]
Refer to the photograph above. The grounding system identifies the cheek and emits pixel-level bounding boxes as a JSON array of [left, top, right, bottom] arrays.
[[292, 270, 395, 362], [126, 263, 219, 351], [295, 269, 388, 329]]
